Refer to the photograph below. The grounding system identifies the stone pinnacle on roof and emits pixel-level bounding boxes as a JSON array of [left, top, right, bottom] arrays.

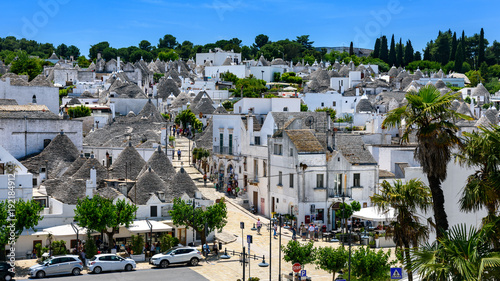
[[108, 144, 147, 180], [128, 168, 168, 205], [164, 167, 199, 202], [138, 146, 176, 181]]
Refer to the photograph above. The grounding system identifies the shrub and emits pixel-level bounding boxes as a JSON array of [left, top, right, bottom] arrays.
[[131, 234, 145, 255]]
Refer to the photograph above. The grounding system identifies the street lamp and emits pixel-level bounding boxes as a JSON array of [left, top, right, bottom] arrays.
[[71, 222, 79, 256], [278, 214, 282, 281], [341, 192, 352, 281], [261, 70, 264, 81]]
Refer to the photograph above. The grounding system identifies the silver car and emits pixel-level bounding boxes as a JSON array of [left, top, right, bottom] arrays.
[[29, 255, 83, 278], [88, 254, 136, 274]]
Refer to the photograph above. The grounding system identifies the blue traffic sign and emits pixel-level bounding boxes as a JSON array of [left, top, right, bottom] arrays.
[[391, 267, 403, 279], [300, 270, 306, 277], [247, 235, 253, 244]]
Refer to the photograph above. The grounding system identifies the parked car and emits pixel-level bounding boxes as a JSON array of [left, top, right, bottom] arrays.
[[150, 246, 202, 268], [88, 254, 136, 274], [0, 262, 15, 281], [29, 255, 83, 278]]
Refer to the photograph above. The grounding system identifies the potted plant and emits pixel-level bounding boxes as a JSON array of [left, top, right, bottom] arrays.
[[374, 233, 380, 248], [169, 136, 175, 147], [130, 235, 145, 262]]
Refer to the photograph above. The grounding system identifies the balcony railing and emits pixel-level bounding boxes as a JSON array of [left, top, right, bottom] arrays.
[[213, 146, 234, 156], [328, 187, 352, 198]]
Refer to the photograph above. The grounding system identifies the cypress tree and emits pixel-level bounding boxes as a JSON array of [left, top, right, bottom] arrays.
[[380, 36, 389, 63], [455, 41, 464, 73], [349, 42, 354, 56], [450, 32, 457, 61], [397, 38, 404, 67], [373, 38, 380, 58], [405, 40, 414, 65], [389, 34, 396, 66], [478, 28, 485, 66], [423, 41, 433, 61]]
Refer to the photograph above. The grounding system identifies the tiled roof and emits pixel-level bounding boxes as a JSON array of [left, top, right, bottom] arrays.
[[286, 130, 324, 153], [335, 134, 377, 165]]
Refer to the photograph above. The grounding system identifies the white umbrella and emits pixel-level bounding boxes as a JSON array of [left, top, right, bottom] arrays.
[[352, 206, 395, 222]]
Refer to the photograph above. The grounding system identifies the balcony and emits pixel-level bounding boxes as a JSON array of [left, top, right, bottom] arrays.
[[213, 146, 236, 156], [328, 187, 352, 198]]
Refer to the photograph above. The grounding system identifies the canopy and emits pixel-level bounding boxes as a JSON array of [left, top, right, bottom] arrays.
[[283, 86, 297, 91], [127, 220, 172, 233], [31, 224, 88, 237], [352, 206, 395, 222]]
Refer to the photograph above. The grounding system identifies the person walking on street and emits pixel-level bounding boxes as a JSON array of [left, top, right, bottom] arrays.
[[203, 173, 207, 186], [308, 224, 315, 241], [256, 218, 262, 235], [273, 223, 278, 239], [292, 225, 297, 241], [177, 149, 181, 160]]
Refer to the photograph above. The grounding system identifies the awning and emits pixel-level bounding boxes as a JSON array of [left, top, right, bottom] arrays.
[[32, 224, 88, 237], [352, 206, 395, 222], [127, 220, 173, 233], [283, 86, 297, 91]]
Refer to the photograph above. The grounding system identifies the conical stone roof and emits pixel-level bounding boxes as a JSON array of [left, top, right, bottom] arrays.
[[456, 102, 474, 117], [72, 156, 108, 182], [138, 146, 176, 181], [108, 143, 146, 180], [136, 99, 164, 123], [128, 168, 168, 205], [165, 167, 199, 202], [170, 91, 192, 108], [356, 98, 374, 113], [157, 76, 180, 98]]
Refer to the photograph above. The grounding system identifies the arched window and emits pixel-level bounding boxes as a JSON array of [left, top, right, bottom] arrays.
[[32, 95, 37, 104], [283, 107, 288, 112]]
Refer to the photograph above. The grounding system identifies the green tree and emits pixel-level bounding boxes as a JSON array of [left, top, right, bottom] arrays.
[[455, 125, 500, 250], [77, 56, 90, 68], [220, 71, 239, 83], [254, 34, 269, 49], [158, 49, 179, 61], [159, 233, 179, 252], [479, 61, 489, 78], [67, 105, 91, 118], [450, 32, 457, 62], [396, 38, 404, 67], [234, 77, 267, 98], [382, 85, 472, 239], [389, 34, 396, 66], [56, 43, 68, 59], [281, 240, 315, 269], [139, 40, 152, 51], [466, 70, 484, 86], [410, 224, 500, 281], [84, 233, 97, 259], [372, 38, 380, 59], [168, 197, 227, 245], [300, 103, 308, 112], [295, 35, 314, 50], [351, 246, 395, 281], [335, 201, 361, 222], [478, 28, 485, 66], [315, 107, 336, 121], [315, 246, 348, 281], [101, 47, 117, 61], [371, 179, 432, 281], [51, 240, 68, 255], [174, 109, 202, 130], [89, 41, 110, 60], [455, 41, 465, 72], [434, 31, 451, 66], [10, 50, 44, 81], [67, 45, 80, 59], [158, 34, 178, 49], [0, 199, 43, 259], [74, 195, 138, 245], [379, 36, 389, 63]]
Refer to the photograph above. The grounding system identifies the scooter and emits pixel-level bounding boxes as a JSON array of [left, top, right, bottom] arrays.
[[250, 205, 257, 214]]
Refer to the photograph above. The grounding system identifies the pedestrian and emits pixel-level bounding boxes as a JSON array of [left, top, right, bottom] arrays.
[[308, 224, 315, 241], [273, 223, 278, 239], [314, 224, 319, 241], [172, 149, 175, 159], [177, 149, 181, 160], [203, 173, 207, 186], [292, 225, 297, 241], [300, 223, 307, 241], [80, 250, 86, 267], [235, 186, 239, 197], [256, 218, 262, 235]]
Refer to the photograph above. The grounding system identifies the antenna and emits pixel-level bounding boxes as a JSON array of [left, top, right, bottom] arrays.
[[305, 116, 315, 129]]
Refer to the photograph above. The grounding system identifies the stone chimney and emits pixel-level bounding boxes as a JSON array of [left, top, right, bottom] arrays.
[[86, 167, 97, 198], [97, 52, 102, 60], [117, 57, 121, 71]]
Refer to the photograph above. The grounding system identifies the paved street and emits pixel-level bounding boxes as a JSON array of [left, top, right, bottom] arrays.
[[23, 267, 208, 281]]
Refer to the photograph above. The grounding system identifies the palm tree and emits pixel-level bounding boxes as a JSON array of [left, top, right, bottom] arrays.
[[410, 224, 500, 281], [382, 85, 472, 239], [455, 125, 500, 250], [371, 179, 433, 281]]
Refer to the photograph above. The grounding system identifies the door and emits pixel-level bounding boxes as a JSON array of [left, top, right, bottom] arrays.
[[272, 197, 275, 214], [260, 198, 265, 215], [110, 255, 123, 271], [58, 257, 72, 274], [47, 257, 63, 275], [253, 192, 258, 212], [99, 256, 111, 271], [178, 229, 186, 246]]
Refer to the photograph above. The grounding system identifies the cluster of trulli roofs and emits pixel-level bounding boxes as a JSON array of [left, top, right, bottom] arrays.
[[0, 48, 498, 257]]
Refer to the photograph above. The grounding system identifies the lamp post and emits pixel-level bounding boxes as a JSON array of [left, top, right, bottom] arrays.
[[341, 192, 352, 281], [146, 219, 153, 260], [278, 214, 282, 281], [261, 70, 264, 81], [192, 198, 196, 246], [71, 222, 79, 256]]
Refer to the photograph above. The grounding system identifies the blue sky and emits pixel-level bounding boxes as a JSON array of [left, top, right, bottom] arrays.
[[2, 0, 499, 57]]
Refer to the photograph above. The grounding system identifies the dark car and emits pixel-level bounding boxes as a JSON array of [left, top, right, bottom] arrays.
[[0, 262, 15, 281]]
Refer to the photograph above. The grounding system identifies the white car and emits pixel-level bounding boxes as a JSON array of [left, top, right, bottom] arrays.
[[29, 255, 83, 278], [88, 254, 136, 274], [150, 247, 202, 268]]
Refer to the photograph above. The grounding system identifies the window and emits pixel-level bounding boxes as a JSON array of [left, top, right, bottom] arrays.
[[289, 173, 294, 188], [321, 102, 324, 107], [289, 148, 293, 157], [33, 178, 37, 186], [317, 174, 324, 188], [0, 163, 4, 175], [254, 136, 261, 145], [333, 101, 336, 106], [244, 157, 247, 171], [219, 133, 224, 154], [283, 107, 288, 111], [278, 172, 283, 186], [150, 206, 157, 217], [274, 144, 282, 155], [353, 173, 360, 187], [334, 174, 343, 194], [254, 159, 258, 181], [263, 160, 267, 177], [229, 134, 233, 155]]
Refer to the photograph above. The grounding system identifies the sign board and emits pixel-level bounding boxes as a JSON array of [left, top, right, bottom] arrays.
[[293, 206, 299, 216], [240, 222, 245, 229], [300, 270, 306, 277], [391, 267, 403, 279], [292, 263, 301, 273], [247, 235, 252, 244]]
